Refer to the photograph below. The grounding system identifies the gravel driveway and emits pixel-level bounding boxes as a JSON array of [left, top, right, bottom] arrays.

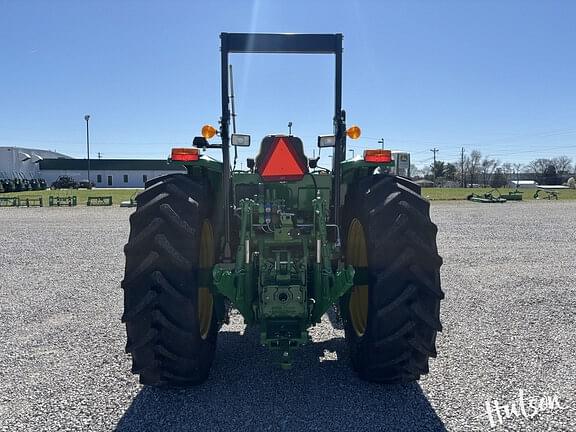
[[0, 201, 574, 431]]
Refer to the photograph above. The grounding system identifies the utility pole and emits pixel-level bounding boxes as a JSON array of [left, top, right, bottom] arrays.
[[98, 152, 102, 160], [378, 138, 384, 149], [84, 115, 91, 184], [461, 147, 465, 188], [513, 163, 522, 187], [430, 147, 439, 182]]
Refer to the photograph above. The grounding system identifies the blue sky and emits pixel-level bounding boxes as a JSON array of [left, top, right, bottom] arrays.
[[1, 0, 575, 168]]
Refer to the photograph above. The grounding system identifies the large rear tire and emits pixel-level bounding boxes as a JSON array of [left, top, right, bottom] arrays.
[[122, 173, 218, 386], [342, 175, 444, 383]]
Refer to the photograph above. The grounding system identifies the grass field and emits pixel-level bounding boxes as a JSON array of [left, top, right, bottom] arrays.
[[422, 187, 576, 201], [0, 188, 141, 205], [2, 186, 575, 205]]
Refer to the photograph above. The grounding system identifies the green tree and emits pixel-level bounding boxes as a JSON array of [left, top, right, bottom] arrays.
[[431, 161, 445, 179], [444, 163, 457, 181], [543, 164, 560, 185], [481, 158, 497, 186]]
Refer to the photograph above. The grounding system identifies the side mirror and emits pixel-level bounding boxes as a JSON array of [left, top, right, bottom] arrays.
[[193, 136, 209, 148], [308, 157, 320, 169], [231, 134, 251, 147], [317, 135, 335, 148]]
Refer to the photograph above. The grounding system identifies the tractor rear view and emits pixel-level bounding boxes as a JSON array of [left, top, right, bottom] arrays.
[[122, 33, 443, 385]]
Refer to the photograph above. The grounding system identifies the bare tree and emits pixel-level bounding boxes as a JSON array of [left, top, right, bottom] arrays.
[[465, 150, 482, 186], [481, 157, 498, 186], [551, 156, 573, 174], [501, 162, 512, 182], [420, 165, 432, 179], [527, 158, 550, 177], [410, 164, 423, 179]]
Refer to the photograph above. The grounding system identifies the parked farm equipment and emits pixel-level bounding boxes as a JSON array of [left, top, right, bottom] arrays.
[[48, 196, 78, 207], [0, 196, 43, 207], [0, 178, 46, 193], [0, 197, 19, 207], [534, 189, 559, 200], [50, 176, 79, 189], [2, 179, 15, 193], [26, 178, 48, 191], [500, 189, 523, 201], [466, 189, 507, 203], [122, 33, 443, 386], [120, 193, 138, 208], [87, 196, 113, 206], [13, 178, 25, 192], [18, 196, 43, 207]]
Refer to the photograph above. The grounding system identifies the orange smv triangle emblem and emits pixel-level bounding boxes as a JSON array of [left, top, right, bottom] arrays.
[[260, 137, 306, 181]]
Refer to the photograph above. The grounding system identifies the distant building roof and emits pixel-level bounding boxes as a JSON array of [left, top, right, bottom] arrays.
[[415, 179, 434, 187], [39, 158, 186, 171], [510, 180, 538, 185], [0, 146, 71, 159], [537, 185, 569, 190]]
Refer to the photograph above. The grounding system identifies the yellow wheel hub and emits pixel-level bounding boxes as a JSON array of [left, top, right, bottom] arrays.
[[198, 220, 214, 340], [346, 218, 369, 337]]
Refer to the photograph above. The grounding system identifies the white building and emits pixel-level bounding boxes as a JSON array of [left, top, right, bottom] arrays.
[[0, 146, 70, 179], [392, 151, 411, 177], [508, 180, 539, 189], [39, 158, 185, 188]]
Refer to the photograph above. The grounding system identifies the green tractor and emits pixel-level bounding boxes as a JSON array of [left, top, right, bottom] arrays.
[[122, 33, 443, 386]]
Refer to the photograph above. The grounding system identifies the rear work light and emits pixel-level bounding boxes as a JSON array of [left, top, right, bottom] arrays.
[[171, 147, 199, 162], [364, 149, 393, 163]]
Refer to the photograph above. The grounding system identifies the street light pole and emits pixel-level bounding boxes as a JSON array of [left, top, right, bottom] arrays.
[[84, 115, 91, 184]]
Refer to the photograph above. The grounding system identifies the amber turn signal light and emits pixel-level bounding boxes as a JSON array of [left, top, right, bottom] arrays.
[[201, 124, 218, 139], [346, 125, 361, 140]]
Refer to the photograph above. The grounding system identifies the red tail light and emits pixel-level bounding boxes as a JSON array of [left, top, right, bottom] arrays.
[[260, 137, 307, 181], [364, 149, 392, 163], [171, 148, 199, 162]]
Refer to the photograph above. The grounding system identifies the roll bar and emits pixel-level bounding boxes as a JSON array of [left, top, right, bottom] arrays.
[[219, 33, 346, 259]]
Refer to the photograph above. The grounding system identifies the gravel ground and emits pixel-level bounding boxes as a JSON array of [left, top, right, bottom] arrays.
[[0, 201, 575, 431]]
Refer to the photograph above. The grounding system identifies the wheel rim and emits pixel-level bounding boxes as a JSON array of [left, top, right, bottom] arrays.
[[346, 218, 369, 337], [198, 220, 214, 340]]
